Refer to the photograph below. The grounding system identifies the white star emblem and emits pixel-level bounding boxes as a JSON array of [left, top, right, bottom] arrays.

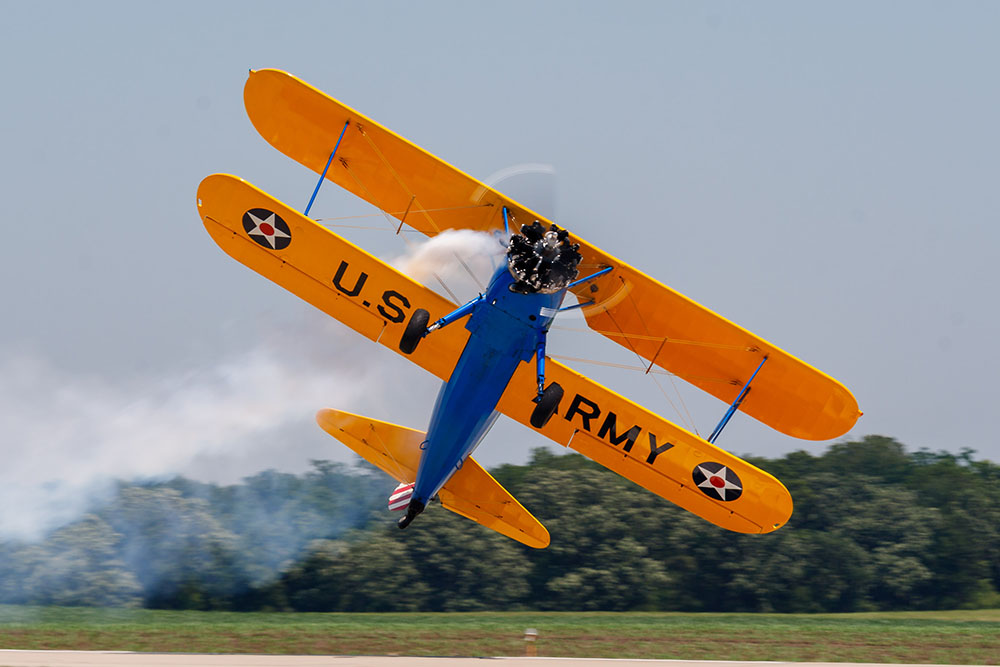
[[694, 464, 743, 500], [245, 210, 290, 249]]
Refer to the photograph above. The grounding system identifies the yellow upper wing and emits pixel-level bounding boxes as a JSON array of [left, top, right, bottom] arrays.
[[198, 174, 790, 534], [242, 68, 860, 441]]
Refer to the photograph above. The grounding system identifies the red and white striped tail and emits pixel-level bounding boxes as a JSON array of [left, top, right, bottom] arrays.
[[388, 482, 415, 511]]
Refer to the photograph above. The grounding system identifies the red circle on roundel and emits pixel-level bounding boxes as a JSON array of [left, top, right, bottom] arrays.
[[241, 208, 292, 250], [692, 462, 743, 502]]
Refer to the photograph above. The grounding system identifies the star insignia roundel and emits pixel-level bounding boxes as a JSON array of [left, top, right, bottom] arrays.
[[242, 208, 291, 250], [692, 462, 743, 502]]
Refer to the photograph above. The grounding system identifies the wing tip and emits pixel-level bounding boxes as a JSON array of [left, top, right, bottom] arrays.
[[528, 531, 551, 549]]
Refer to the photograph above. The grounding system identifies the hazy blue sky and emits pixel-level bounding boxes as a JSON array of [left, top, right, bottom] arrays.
[[2, 1, 998, 533]]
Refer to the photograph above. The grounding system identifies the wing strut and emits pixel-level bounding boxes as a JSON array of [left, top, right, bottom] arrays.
[[426, 295, 484, 333], [555, 267, 614, 313], [535, 329, 547, 396], [566, 265, 613, 290], [707, 355, 768, 443], [304, 120, 350, 216]]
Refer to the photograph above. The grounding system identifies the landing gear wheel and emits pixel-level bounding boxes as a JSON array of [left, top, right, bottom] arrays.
[[399, 308, 429, 354], [530, 382, 564, 429]]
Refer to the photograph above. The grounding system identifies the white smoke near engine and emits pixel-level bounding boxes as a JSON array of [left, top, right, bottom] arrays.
[[0, 229, 499, 542], [392, 228, 504, 303]]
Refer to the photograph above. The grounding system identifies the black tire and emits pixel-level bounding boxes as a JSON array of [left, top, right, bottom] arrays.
[[399, 308, 430, 354], [530, 382, 564, 429]]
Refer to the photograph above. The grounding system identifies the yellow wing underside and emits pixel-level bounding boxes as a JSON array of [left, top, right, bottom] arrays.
[[198, 174, 792, 534], [243, 68, 860, 441]]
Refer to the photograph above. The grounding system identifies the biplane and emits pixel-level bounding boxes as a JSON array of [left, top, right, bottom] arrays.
[[197, 69, 861, 548]]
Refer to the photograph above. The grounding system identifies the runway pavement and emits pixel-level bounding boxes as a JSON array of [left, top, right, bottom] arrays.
[[0, 653, 990, 667]]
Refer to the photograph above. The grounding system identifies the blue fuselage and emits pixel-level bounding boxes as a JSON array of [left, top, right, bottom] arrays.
[[413, 265, 565, 504]]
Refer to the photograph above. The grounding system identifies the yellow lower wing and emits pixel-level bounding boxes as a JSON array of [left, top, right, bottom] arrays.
[[199, 174, 790, 534], [498, 361, 793, 534], [316, 409, 550, 549], [197, 173, 467, 382]]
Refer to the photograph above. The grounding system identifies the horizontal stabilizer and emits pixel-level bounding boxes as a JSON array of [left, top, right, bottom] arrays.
[[316, 409, 550, 548]]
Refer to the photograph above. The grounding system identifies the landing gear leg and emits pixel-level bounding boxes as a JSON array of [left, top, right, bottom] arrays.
[[399, 296, 485, 355], [397, 498, 425, 529], [530, 330, 564, 428]]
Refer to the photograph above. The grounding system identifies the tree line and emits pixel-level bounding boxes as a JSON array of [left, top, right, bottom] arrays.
[[1, 435, 997, 612]]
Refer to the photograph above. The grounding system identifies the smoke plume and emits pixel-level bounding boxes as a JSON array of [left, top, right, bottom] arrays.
[[0, 229, 499, 541]]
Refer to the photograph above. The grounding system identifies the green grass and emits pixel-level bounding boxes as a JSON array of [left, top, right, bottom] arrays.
[[0, 607, 997, 663]]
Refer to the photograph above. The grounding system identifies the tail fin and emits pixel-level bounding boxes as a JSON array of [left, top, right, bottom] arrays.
[[316, 409, 550, 549]]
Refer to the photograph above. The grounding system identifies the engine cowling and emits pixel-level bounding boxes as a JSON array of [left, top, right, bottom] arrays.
[[506, 221, 582, 294]]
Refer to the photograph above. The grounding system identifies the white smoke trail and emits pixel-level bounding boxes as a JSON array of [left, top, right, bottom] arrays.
[[0, 230, 501, 541], [393, 229, 504, 301], [0, 327, 373, 540]]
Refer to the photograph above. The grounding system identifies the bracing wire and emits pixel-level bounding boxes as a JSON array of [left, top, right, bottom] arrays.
[[368, 422, 410, 484], [547, 354, 735, 384], [622, 285, 700, 435], [601, 306, 698, 435], [356, 126, 440, 233], [550, 324, 753, 351], [333, 141, 473, 306], [314, 202, 492, 225]]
